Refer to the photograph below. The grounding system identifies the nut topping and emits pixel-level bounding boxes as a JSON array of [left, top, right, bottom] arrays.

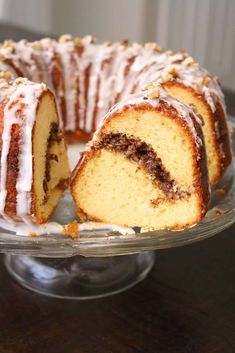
[[103, 40, 111, 47], [73, 37, 81, 45], [182, 56, 194, 66], [82, 35, 96, 45], [202, 76, 211, 86], [145, 42, 163, 52], [59, 34, 72, 43], [147, 87, 160, 99]]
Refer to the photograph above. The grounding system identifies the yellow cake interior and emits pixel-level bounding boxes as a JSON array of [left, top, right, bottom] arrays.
[[72, 109, 204, 230], [33, 92, 70, 223]]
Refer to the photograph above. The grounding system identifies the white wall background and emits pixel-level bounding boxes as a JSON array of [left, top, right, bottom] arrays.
[[0, 0, 235, 90]]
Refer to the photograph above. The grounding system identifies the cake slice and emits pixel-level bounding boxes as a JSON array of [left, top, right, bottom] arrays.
[[71, 84, 210, 230], [0, 72, 70, 223], [148, 56, 232, 185]]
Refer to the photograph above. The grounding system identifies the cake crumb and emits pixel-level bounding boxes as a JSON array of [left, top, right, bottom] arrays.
[[215, 188, 226, 196], [150, 198, 161, 208], [28, 231, 38, 237], [145, 42, 163, 52], [63, 221, 79, 239], [215, 209, 223, 216]]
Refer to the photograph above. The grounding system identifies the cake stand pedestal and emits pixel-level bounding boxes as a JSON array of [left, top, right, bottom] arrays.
[[5, 252, 155, 299]]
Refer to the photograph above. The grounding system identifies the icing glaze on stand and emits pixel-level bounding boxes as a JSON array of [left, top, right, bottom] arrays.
[[0, 219, 135, 237]]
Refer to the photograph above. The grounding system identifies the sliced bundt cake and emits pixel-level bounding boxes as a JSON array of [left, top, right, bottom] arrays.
[[71, 84, 210, 230], [0, 72, 70, 223]]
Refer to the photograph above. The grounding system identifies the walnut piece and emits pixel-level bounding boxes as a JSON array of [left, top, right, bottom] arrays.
[[147, 87, 160, 99], [182, 56, 194, 66], [203, 76, 211, 86], [59, 34, 72, 43], [145, 42, 163, 52]]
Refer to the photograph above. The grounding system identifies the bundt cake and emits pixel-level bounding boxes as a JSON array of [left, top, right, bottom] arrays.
[[0, 35, 231, 184], [0, 72, 70, 223], [0, 34, 232, 230], [71, 84, 210, 230]]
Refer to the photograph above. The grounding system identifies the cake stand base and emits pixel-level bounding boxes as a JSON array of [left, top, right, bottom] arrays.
[[4, 251, 155, 300]]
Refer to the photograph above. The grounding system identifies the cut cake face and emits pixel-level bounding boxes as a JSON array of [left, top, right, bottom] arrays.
[[71, 85, 210, 230]]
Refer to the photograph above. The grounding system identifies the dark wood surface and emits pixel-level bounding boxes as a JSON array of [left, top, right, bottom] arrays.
[[0, 23, 235, 353]]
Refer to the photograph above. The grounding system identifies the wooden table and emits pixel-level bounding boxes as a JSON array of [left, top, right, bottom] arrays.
[[0, 24, 235, 353]]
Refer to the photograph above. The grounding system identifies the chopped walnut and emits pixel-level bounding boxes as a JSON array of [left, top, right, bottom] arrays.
[[147, 87, 160, 99], [40, 82, 47, 90], [73, 37, 81, 45], [182, 56, 194, 66], [145, 42, 163, 52], [14, 77, 28, 86], [161, 66, 178, 83], [2, 40, 14, 51], [31, 41, 43, 50], [120, 39, 129, 47], [203, 76, 211, 86], [0, 71, 12, 80], [161, 73, 173, 83], [142, 82, 157, 91], [59, 34, 72, 43], [82, 35, 96, 45], [103, 40, 111, 47], [168, 66, 178, 77]]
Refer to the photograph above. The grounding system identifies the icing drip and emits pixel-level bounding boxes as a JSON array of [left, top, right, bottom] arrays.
[[0, 219, 135, 236], [56, 39, 77, 131]]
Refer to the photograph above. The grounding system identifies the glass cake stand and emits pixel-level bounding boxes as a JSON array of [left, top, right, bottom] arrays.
[[1, 116, 235, 300]]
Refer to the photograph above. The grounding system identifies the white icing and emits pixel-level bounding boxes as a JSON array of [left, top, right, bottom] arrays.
[[14, 40, 41, 82], [78, 222, 135, 235]]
